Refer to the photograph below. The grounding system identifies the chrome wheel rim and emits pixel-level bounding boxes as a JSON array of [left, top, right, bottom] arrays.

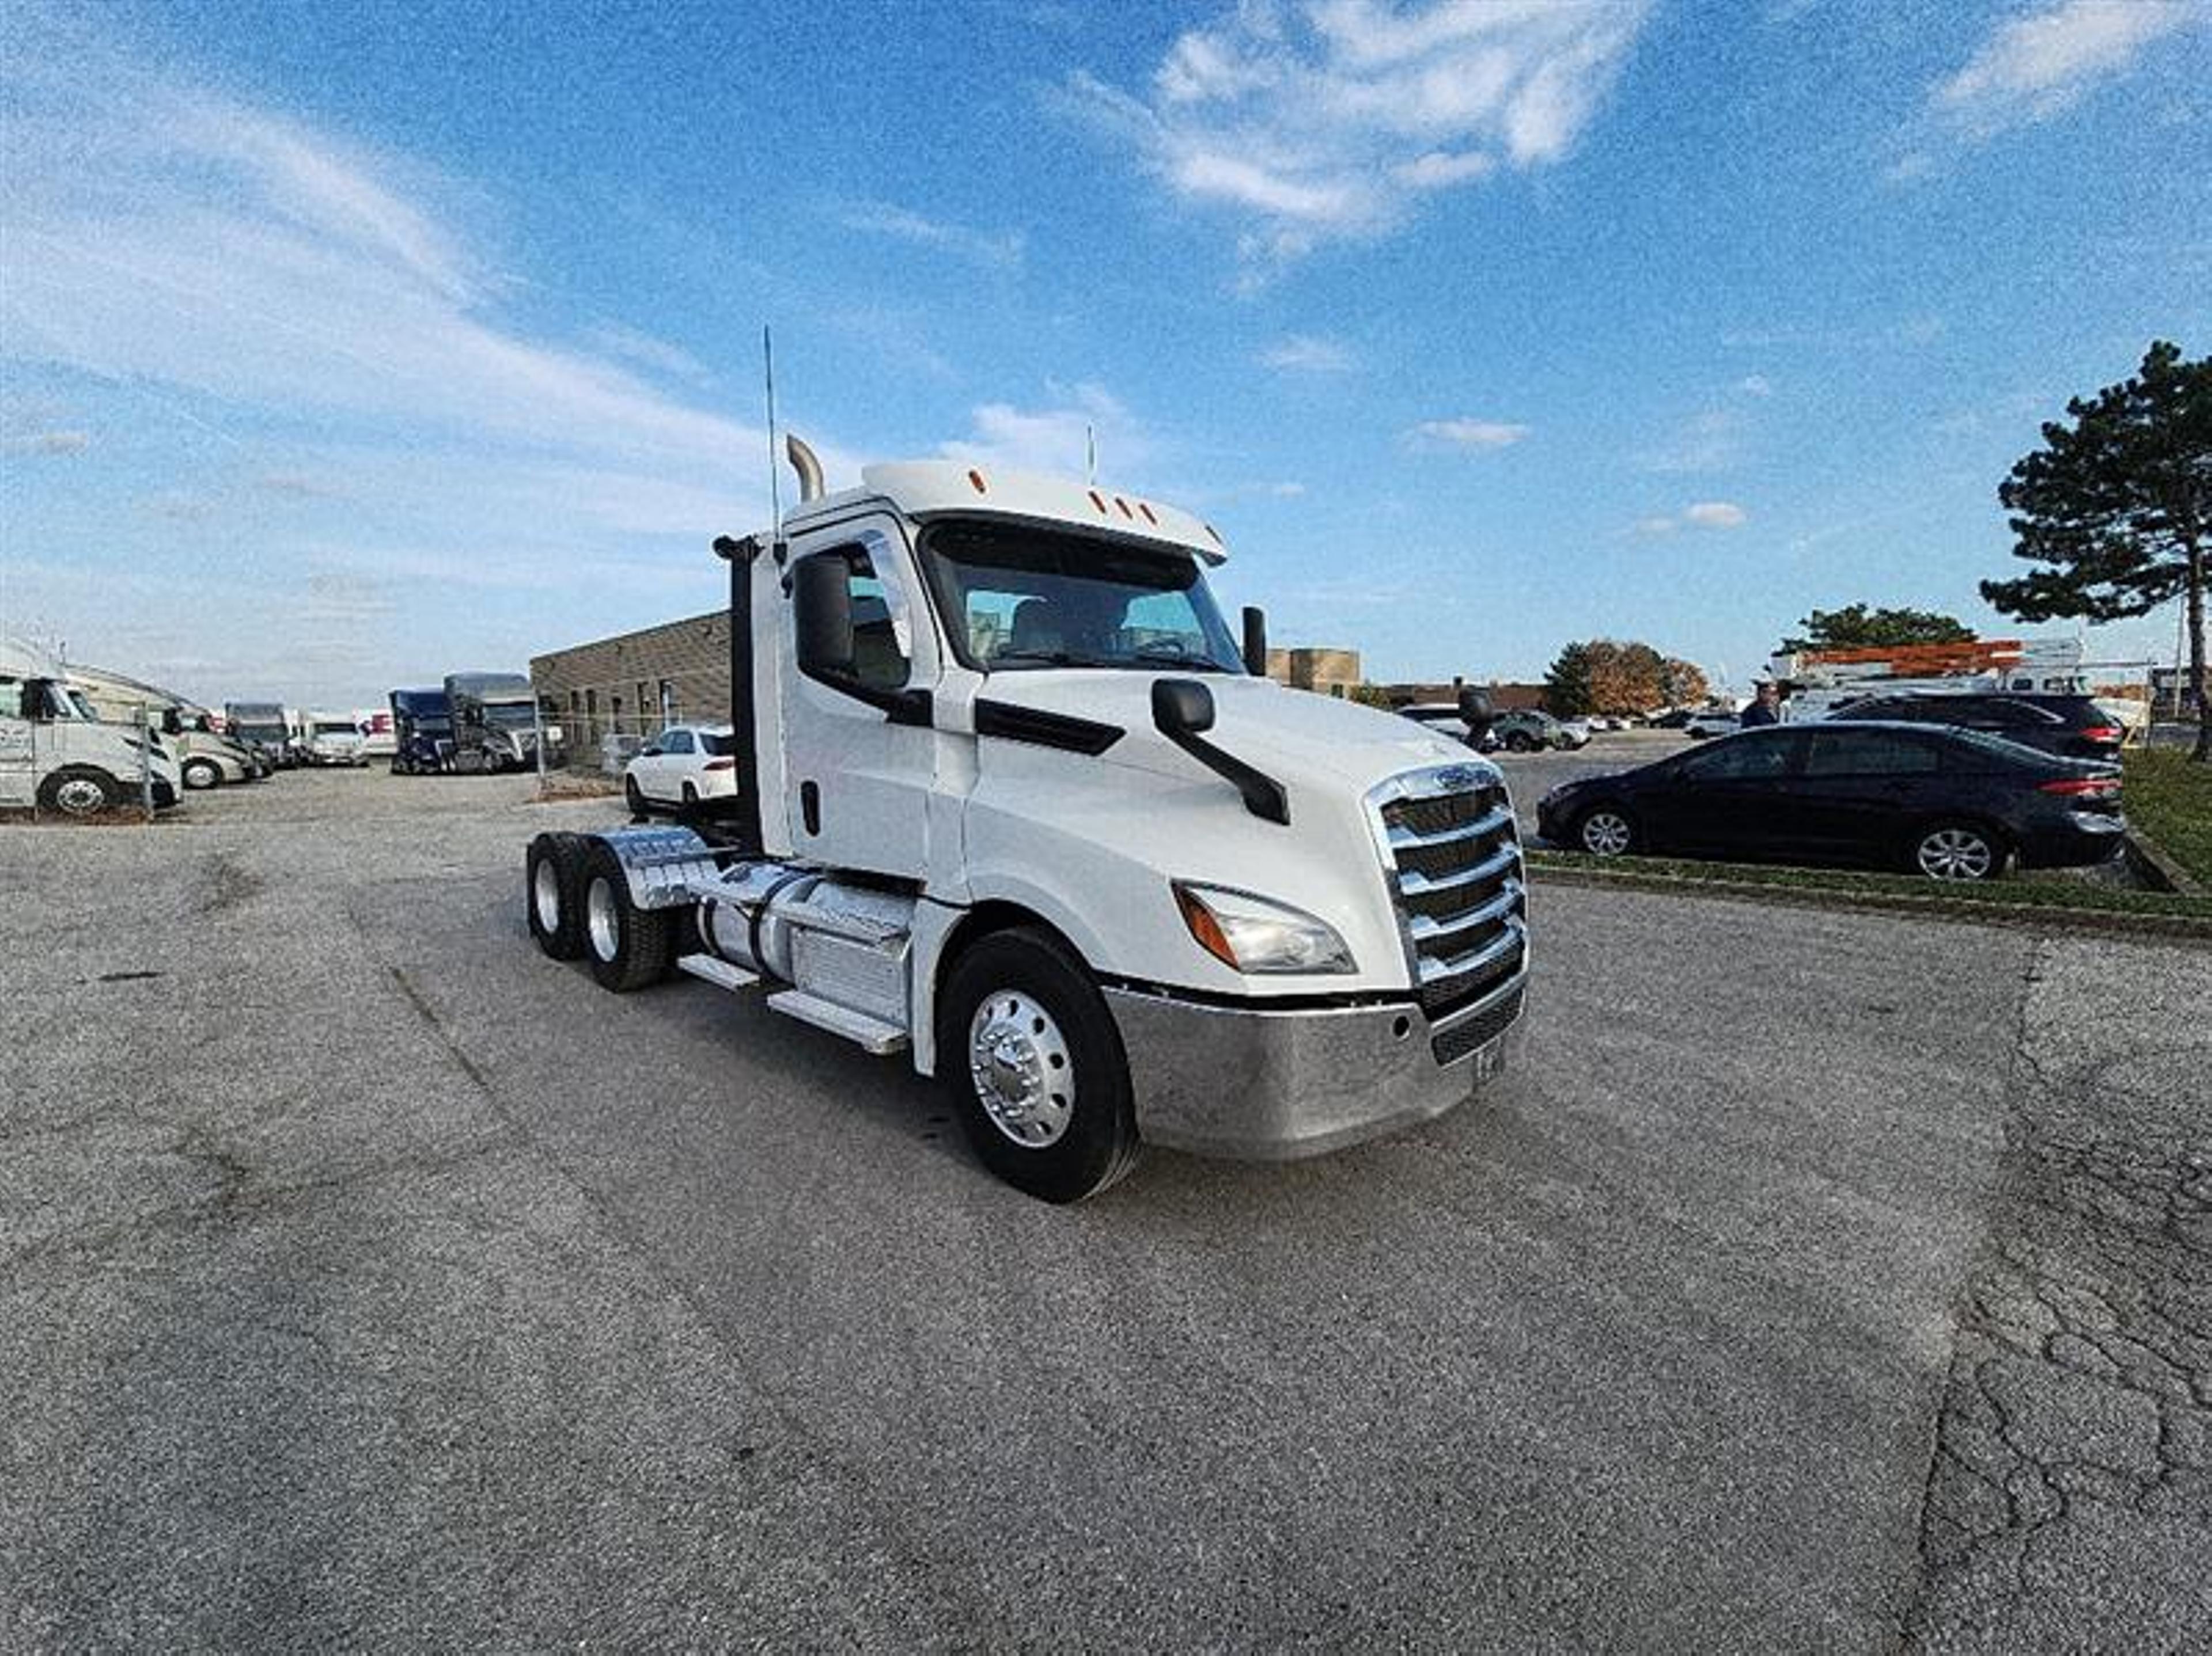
[[1918, 828, 1994, 881], [54, 778, 107, 814], [1582, 812, 1631, 856], [586, 876, 620, 961], [533, 859, 562, 934], [184, 762, 217, 789], [968, 991, 1074, 1148]]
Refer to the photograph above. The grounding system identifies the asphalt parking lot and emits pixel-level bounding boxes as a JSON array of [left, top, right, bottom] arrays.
[[3, 768, 2205, 1650]]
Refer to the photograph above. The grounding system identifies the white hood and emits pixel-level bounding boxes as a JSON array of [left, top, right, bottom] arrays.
[[974, 671, 1481, 796]]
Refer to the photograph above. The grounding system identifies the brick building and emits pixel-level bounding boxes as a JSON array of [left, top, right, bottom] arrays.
[[1264, 646, 1363, 696], [532, 610, 729, 756]]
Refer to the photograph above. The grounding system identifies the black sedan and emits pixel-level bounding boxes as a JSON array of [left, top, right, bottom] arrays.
[[1535, 722, 2124, 881], [1829, 691, 2125, 761]]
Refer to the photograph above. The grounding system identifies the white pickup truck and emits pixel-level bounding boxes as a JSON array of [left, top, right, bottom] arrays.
[[522, 444, 1530, 1201]]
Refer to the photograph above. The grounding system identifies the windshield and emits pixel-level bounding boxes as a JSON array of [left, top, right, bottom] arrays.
[[486, 702, 537, 729], [312, 721, 356, 737], [919, 521, 1244, 674], [236, 721, 286, 742]]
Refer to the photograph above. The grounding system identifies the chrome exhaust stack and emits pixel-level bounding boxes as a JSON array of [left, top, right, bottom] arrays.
[[787, 434, 824, 503]]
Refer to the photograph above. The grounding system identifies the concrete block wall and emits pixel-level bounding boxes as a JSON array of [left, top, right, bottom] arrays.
[[530, 610, 730, 753]]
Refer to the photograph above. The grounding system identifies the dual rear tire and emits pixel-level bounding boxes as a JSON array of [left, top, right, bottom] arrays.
[[526, 832, 675, 989]]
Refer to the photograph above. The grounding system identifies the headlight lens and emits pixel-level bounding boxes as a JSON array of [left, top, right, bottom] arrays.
[[1173, 882, 1355, 975]]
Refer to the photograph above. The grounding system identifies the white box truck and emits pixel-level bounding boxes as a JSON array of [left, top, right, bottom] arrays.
[[523, 442, 1529, 1202], [2, 636, 182, 814]]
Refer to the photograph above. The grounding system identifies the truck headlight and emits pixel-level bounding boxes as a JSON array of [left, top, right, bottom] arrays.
[[1172, 882, 1355, 975]]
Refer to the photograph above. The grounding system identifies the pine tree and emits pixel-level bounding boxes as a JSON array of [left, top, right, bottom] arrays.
[[1981, 342, 2210, 761]]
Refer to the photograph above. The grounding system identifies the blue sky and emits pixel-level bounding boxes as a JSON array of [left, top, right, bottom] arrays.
[[3, 0, 2207, 707]]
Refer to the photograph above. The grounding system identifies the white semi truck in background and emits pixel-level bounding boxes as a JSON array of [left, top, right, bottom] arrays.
[[2, 635, 182, 814], [522, 442, 1529, 1202]]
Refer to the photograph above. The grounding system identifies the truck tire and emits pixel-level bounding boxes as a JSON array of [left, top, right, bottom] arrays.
[[181, 757, 222, 790], [938, 927, 1141, 1204], [39, 766, 120, 817], [525, 832, 588, 960], [579, 840, 676, 991]]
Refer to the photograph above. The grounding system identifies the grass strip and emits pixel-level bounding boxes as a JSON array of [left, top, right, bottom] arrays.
[[2121, 749, 2212, 890], [1524, 847, 2212, 932]]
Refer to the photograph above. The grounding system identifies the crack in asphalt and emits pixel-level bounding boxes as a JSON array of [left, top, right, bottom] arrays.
[[1904, 939, 2212, 1649]]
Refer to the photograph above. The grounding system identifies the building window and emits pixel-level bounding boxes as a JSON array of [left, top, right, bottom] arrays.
[[659, 679, 677, 724]]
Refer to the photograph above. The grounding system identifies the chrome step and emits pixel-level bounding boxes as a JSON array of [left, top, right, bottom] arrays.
[[766, 990, 909, 1055], [676, 953, 759, 992]]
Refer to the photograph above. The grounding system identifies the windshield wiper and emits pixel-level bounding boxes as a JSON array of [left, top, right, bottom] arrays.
[[1126, 650, 1229, 672], [986, 649, 1117, 669]]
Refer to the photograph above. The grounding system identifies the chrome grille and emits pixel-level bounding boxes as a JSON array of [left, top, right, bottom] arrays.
[[1371, 767, 1528, 1025]]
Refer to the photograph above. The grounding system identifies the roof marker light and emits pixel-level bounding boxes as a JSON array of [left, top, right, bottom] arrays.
[[967, 469, 988, 494], [1088, 489, 1108, 513], [1205, 523, 1222, 544], [1138, 501, 1158, 524], [1114, 496, 1133, 518]]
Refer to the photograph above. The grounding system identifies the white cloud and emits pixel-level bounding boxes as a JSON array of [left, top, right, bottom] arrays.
[[0, 12, 874, 703], [1636, 408, 1741, 473], [1736, 374, 1774, 397], [1937, 0, 2197, 130], [1410, 418, 1531, 451], [1892, 0, 2203, 172], [1683, 500, 1748, 529], [3, 429, 90, 454], [940, 383, 1152, 479], [838, 202, 1025, 270], [1638, 501, 1748, 535], [1063, 2, 1652, 267], [1260, 334, 1356, 373]]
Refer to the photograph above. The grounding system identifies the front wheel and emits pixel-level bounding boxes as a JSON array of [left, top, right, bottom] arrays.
[[1505, 732, 1537, 753], [1912, 821, 2007, 882], [1574, 805, 1637, 857], [624, 775, 648, 817], [938, 928, 1141, 1204], [39, 766, 120, 817], [181, 758, 222, 790]]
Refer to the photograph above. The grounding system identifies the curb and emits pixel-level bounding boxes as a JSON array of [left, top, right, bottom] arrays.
[[1526, 863, 2212, 944], [2123, 830, 2206, 897]]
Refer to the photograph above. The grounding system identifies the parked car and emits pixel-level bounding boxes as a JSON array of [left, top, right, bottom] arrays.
[[1824, 691, 2124, 761], [1535, 722, 2123, 880], [1684, 708, 1739, 740], [1647, 708, 1695, 730], [623, 723, 739, 811], [1395, 703, 1481, 747], [1490, 710, 1588, 752]]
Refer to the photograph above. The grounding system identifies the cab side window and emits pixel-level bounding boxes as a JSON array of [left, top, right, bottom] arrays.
[[664, 729, 695, 755], [807, 545, 911, 692]]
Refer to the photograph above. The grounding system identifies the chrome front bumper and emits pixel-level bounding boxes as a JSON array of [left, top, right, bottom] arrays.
[[1103, 977, 1527, 1161]]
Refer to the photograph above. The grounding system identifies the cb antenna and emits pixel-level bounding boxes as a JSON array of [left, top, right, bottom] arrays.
[[1085, 422, 1097, 486], [763, 324, 783, 541]]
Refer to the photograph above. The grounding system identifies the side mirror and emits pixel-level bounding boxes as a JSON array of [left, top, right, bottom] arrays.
[[1152, 677, 1216, 736], [793, 555, 854, 679], [1456, 686, 1495, 745], [1240, 606, 1268, 678]]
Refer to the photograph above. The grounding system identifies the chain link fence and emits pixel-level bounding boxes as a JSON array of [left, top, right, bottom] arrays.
[[536, 707, 675, 795]]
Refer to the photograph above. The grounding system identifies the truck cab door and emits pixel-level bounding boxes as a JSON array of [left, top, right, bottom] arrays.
[[781, 521, 937, 880], [0, 677, 34, 808]]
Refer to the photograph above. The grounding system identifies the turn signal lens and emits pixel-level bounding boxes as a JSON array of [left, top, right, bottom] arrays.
[[703, 757, 737, 771], [2038, 776, 2119, 797], [1172, 882, 1355, 975], [2080, 725, 2123, 742]]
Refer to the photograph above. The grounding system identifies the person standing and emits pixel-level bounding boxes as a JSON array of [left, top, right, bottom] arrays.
[[1740, 680, 1783, 727]]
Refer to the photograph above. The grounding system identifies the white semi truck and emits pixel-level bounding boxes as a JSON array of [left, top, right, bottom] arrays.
[[523, 444, 1529, 1202], [2, 635, 183, 814]]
